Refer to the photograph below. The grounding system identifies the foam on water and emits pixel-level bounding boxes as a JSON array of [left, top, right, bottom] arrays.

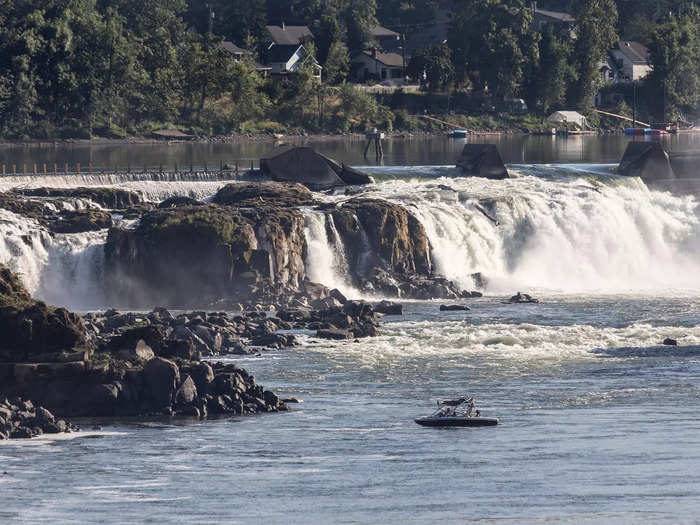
[[4, 165, 700, 308], [320, 166, 700, 294]]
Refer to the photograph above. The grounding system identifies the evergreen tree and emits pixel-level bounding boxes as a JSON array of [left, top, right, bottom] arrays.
[[567, 0, 618, 109]]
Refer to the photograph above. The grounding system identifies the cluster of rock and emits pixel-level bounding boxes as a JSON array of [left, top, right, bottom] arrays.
[[1, 148, 486, 309], [0, 398, 78, 439], [0, 265, 288, 432], [0, 187, 142, 234]]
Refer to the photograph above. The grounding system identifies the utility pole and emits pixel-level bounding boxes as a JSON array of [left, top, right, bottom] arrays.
[[207, 3, 214, 35], [632, 80, 637, 127]]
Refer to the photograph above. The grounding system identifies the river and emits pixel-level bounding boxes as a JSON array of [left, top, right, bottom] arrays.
[[1, 135, 699, 523]]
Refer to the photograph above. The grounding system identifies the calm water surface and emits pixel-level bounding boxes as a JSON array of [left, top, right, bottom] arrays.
[[1, 134, 700, 169]]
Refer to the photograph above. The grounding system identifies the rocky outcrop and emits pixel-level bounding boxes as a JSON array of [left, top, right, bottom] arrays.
[[0, 265, 88, 362], [0, 192, 112, 233], [213, 182, 315, 207], [331, 198, 432, 277], [105, 182, 317, 308], [0, 398, 77, 439], [15, 187, 142, 209], [104, 202, 307, 307], [0, 266, 289, 425]]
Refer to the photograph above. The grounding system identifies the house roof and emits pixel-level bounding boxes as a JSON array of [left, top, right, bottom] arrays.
[[355, 50, 404, 67], [535, 8, 575, 23], [220, 41, 251, 55], [371, 25, 400, 38], [267, 44, 302, 63], [266, 25, 313, 45], [615, 41, 649, 64]]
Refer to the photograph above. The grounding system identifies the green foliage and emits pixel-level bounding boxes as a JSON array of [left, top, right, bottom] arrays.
[[407, 43, 454, 93], [523, 24, 573, 113], [448, 0, 537, 101], [644, 7, 700, 121], [567, 0, 619, 109]]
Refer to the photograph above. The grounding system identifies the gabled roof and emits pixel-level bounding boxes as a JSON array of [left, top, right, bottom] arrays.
[[615, 41, 649, 65], [220, 42, 251, 56], [535, 8, 575, 23], [371, 25, 400, 38], [355, 50, 404, 67], [266, 25, 313, 45], [267, 44, 302, 63]]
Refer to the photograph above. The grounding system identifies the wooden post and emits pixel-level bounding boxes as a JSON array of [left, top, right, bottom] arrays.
[[2, 164, 5, 175], [88, 162, 92, 174], [23, 164, 26, 175], [12, 164, 16, 175], [76, 163, 81, 175], [43, 163, 47, 175], [33, 163, 37, 174], [65, 163, 68, 174], [54, 163, 57, 175]]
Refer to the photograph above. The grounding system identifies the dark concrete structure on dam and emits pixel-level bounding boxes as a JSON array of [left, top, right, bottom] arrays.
[[618, 142, 700, 194], [456, 144, 509, 179]]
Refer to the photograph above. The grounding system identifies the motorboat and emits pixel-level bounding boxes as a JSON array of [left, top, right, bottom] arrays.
[[414, 398, 499, 427]]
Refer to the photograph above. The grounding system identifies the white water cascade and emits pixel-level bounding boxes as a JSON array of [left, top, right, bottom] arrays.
[[361, 167, 700, 294], [302, 210, 359, 296], [3, 165, 700, 309]]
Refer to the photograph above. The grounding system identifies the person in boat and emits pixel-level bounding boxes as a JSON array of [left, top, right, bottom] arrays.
[[475, 410, 481, 418], [467, 397, 475, 417], [440, 396, 467, 406]]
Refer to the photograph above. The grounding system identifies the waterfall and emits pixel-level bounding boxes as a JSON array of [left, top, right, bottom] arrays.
[[364, 169, 700, 294], [0, 208, 108, 309], [302, 210, 358, 296]]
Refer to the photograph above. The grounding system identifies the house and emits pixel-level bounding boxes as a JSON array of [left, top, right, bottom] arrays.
[[265, 24, 313, 46], [609, 41, 651, 82], [531, 7, 575, 31], [219, 42, 272, 75], [266, 44, 321, 81], [350, 49, 404, 83], [547, 111, 587, 128], [370, 24, 401, 51]]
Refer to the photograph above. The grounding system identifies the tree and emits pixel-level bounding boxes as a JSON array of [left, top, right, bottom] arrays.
[[407, 43, 453, 93], [523, 24, 573, 113], [567, 0, 618, 109], [345, 0, 378, 53], [644, 8, 700, 121], [448, 0, 537, 101], [323, 41, 350, 85]]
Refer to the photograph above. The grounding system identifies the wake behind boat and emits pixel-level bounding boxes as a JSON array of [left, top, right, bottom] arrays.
[[415, 397, 499, 427]]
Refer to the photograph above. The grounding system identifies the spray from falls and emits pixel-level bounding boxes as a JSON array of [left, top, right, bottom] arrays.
[[365, 170, 700, 294]]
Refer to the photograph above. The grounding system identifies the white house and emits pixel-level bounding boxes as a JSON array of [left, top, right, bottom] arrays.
[[266, 44, 321, 81], [609, 41, 651, 82], [350, 49, 404, 83]]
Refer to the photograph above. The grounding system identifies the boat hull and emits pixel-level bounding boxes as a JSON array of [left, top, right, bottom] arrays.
[[414, 416, 499, 427]]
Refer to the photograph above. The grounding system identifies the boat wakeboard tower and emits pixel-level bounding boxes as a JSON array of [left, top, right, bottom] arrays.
[[415, 396, 499, 427]]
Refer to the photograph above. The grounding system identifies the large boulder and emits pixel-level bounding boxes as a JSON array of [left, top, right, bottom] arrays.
[[331, 199, 432, 279], [213, 182, 315, 207], [260, 147, 372, 190], [49, 209, 112, 234], [456, 144, 509, 179], [143, 357, 180, 409], [0, 266, 87, 362], [618, 142, 674, 183]]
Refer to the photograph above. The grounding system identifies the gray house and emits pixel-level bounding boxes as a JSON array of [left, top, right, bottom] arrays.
[[265, 24, 313, 46], [350, 49, 404, 83]]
